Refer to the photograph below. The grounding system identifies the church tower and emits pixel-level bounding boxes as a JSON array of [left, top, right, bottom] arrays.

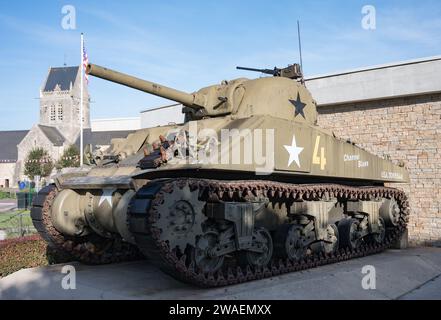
[[39, 66, 90, 143]]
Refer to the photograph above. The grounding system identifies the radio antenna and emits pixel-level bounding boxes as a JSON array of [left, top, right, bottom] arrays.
[[297, 20, 304, 77]]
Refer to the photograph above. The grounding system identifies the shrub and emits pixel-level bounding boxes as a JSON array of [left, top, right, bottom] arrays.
[[0, 235, 72, 278], [24, 148, 54, 180], [0, 191, 15, 199], [56, 145, 80, 169]]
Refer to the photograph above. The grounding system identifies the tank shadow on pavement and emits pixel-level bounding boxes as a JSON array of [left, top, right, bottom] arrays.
[[1, 247, 441, 300]]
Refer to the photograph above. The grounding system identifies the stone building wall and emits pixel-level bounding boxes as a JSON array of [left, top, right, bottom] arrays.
[[317, 93, 441, 246], [40, 90, 79, 143], [0, 163, 16, 188], [17, 125, 64, 180]]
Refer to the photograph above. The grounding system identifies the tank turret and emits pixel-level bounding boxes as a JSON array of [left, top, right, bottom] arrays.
[[87, 63, 318, 124]]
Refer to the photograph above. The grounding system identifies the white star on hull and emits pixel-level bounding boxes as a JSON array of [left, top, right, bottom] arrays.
[[99, 188, 116, 207], [284, 135, 304, 167]]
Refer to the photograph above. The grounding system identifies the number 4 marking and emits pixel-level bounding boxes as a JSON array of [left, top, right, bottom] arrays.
[[313, 136, 327, 170]]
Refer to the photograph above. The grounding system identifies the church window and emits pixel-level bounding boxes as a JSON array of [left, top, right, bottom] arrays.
[[50, 104, 56, 121], [58, 103, 63, 121]]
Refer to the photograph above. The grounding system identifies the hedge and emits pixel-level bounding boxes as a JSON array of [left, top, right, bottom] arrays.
[[0, 191, 15, 200], [0, 235, 71, 278]]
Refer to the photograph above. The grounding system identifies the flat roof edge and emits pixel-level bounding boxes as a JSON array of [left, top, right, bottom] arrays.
[[92, 117, 140, 122], [306, 55, 441, 81], [316, 89, 441, 107]]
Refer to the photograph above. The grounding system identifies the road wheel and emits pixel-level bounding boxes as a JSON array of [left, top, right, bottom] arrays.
[[338, 218, 362, 250], [238, 228, 273, 268]]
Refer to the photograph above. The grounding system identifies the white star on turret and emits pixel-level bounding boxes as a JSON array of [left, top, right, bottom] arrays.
[[284, 135, 304, 167], [99, 188, 116, 207]]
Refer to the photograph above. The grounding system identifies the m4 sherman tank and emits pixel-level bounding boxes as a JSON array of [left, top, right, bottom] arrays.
[[31, 62, 410, 287]]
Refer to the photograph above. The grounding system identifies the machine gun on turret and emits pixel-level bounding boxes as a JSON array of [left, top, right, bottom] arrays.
[[236, 63, 303, 80]]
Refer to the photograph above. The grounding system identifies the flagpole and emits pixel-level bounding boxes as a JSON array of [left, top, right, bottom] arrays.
[[80, 33, 84, 166]]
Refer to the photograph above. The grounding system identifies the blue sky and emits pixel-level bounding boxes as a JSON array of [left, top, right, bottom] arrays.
[[0, 0, 440, 130]]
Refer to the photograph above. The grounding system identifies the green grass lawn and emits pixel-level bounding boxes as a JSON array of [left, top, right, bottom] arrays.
[[0, 210, 36, 238]]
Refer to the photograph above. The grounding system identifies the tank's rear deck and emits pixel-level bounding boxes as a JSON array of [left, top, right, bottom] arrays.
[[1, 247, 440, 300]]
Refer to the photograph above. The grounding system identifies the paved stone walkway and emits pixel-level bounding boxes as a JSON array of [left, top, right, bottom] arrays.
[[1, 247, 441, 300], [0, 200, 16, 213]]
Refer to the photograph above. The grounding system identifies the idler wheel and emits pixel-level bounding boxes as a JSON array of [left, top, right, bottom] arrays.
[[380, 198, 401, 227], [238, 227, 273, 268]]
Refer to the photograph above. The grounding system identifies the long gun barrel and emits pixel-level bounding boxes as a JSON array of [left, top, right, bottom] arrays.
[[86, 64, 204, 107]]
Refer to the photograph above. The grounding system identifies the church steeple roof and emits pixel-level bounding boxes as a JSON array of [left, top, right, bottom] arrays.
[[43, 66, 79, 92], [38, 125, 65, 146]]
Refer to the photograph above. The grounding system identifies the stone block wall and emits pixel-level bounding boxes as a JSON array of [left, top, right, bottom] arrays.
[[0, 163, 16, 188], [317, 93, 441, 246]]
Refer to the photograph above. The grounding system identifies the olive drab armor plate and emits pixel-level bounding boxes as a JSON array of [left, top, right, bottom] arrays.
[[75, 63, 408, 184]]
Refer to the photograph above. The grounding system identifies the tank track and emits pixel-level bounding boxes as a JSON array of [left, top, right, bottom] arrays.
[[31, 185, 141, 264], [128, 178, 409, 287]]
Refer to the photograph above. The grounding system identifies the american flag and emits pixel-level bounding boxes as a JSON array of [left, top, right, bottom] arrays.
[[82, 39, 89, 84]]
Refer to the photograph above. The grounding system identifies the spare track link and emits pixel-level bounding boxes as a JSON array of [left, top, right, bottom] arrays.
[[31, 184, 141, 264], [128, 178, 410, 288]]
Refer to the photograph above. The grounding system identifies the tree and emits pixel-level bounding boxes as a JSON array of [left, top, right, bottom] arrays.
[[24, 148, 54, 180], [56, 145, 80, 169]]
